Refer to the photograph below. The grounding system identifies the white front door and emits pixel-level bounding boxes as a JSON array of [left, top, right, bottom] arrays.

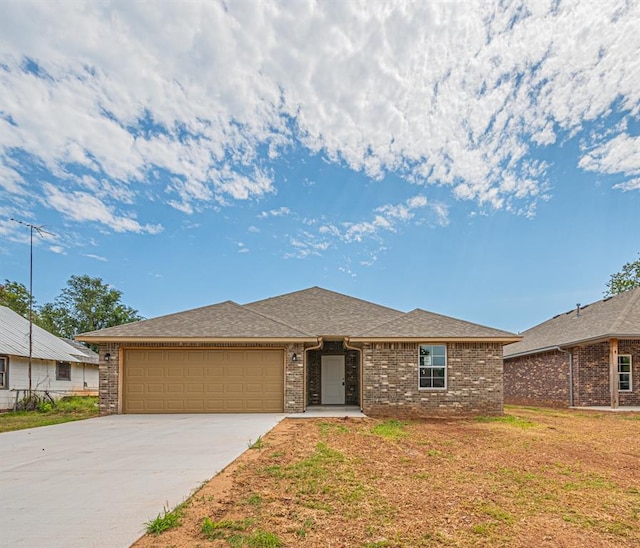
[[321, 355, 345, 404]]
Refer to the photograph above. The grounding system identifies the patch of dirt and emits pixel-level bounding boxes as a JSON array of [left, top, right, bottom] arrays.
[[133, 408, 640, 547]]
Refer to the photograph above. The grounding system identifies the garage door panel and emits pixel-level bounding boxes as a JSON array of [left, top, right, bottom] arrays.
[[123, 349, 284, 413]]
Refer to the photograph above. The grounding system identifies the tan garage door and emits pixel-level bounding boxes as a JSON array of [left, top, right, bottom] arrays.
[[123, 348, 284, 413]]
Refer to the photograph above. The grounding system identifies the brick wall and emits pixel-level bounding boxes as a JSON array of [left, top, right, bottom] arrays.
[[504, 350, 570, 407], [619, 340, 640, 406], [307, 341, 359, 406], [573, 343, 609, 406], [362, 342, 504, 417], [505, 339, 640, 408], [97, 341, 305, 415]]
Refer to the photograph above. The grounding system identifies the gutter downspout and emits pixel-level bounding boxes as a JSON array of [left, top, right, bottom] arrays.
[[304, 337, 323, 412], [343, 337, 362, 412], [555, 346, 573, 407]]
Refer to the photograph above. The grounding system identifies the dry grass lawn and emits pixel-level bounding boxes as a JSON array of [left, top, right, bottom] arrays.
[[134, 406, 640, 547]]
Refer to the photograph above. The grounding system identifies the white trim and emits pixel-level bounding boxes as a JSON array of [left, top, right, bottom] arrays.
[[418, 344, 447, 391], [618, 354, 632, 392], [0, 355, 8, 389]]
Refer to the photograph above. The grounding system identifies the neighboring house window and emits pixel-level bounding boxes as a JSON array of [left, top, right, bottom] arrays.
[[56, 361, 71, 381], [618, 355, 632, 392], [0, 356, 7, 389], [419, 345, 447, 389]]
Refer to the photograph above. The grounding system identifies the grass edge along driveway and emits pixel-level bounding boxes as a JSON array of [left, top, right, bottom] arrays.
[[134, 406, 640, 548]]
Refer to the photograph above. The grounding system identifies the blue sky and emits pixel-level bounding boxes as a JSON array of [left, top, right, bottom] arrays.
[[1, 0, 639, 334]]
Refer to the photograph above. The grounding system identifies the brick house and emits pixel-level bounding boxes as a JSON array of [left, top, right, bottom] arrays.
[[76, 287, 519, 417], [504, 288, 640, 408]]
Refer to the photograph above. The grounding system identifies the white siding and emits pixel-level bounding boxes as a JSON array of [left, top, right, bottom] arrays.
[[0, 356, 98, 410]]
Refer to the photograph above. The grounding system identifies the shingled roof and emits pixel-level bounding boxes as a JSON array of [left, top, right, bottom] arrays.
[[353, 308, 519, 340], [504, 287, 640, 358], [78, 301, 314, 341], [245, 287, 403, 336], [77, 287, 518, 343]]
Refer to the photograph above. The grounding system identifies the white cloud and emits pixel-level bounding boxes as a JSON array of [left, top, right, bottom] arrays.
[[49, 245, 65, 254], [82, 253, 107, 261], [579, 133, 640, 177], [288, 194, 439, 257], [42, 182, 163, 234], [613, 178, 640, 191], [0, 0, 639, 235], [259, 206, 292, 218]]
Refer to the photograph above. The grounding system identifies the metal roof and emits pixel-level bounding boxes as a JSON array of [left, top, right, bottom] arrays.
[[0, 306, 98, 364]]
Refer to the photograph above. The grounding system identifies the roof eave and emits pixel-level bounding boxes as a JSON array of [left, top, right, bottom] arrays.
[[348, 336, 522, 344], [504, 332, 640, 359]]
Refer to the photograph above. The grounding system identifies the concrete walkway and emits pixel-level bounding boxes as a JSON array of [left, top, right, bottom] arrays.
[[288, 405, 367, 418], [571, 406, 640, 412], [0, 414, 285, 548]]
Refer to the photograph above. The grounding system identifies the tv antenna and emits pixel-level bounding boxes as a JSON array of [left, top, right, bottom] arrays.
[[10, 218, 55, 394]]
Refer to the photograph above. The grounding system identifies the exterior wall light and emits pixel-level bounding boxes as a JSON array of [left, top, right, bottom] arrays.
[[105, 352, 111, 362], [292, 353, 297, 362]]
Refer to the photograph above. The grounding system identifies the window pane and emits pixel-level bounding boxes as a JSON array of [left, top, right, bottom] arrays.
[[434, 368, 445, 378], [420, 378, 431, 388], [433, 378, 445, 388], [433, 356, 446, 366], [433, 345, 446, 356], [618, 356, 631, 366]]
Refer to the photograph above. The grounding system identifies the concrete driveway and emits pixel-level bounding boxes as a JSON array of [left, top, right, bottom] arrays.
[[0, 413, 285, 548]]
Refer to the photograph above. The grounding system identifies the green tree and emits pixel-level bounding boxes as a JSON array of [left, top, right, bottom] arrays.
[[39, 275, 143, 338], [0, 279, 35, 319], [604, 254, 640, 297]]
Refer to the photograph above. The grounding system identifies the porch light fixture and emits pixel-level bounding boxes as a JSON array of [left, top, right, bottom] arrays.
[[292, 353, 297, 362], [105, 352, 111, 362]]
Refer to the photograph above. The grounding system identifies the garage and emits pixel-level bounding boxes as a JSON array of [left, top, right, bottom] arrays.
[[123, 348, 284, 413]]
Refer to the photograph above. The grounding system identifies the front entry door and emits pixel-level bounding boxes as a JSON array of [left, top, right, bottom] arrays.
[[321, 355, 345, 404]]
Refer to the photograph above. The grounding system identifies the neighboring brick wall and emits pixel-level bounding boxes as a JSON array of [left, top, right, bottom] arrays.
[[504, 350, 570, 407], [307, 341, 359, 406], [619, 340, 640, 406], [362, 342, 504, 417], [505, 339, 640, 408], [573, 343, 609, 406], [97, 341, 305, 415]]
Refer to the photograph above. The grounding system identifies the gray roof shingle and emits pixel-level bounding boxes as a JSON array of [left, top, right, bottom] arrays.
[[77, 287, 519, 342], [78, 300, 313, 339], [504, 287, 640, 358], [354, 308, 519, 339], [245, 287, 403, 336]]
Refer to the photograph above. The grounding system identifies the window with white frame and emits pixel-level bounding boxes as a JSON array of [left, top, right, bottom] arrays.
[[56, 361, 71, 381], [0, 356, 7, 389], [419, 345, 446, 389], [618, 355, 632, 391]]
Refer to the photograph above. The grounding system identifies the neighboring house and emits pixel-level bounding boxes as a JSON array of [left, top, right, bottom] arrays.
[[76, 287, 519, 417], [0, 306, 99, 410], [504, 288, 640, 408]]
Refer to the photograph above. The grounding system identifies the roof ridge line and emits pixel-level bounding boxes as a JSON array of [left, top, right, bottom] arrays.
[[353, 310, 407, 336], [235, 303, 313, 337], [610, 287, 640, 333], [246, 286, 403, 313]]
